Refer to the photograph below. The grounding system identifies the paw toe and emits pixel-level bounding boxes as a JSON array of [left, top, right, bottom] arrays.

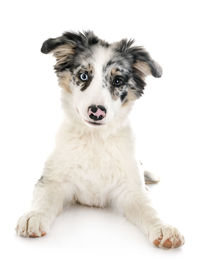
[[163, 238, 172, 248], [153, 239, 161, 247]]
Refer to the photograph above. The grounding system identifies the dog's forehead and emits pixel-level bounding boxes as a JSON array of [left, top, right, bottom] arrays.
[[92, 45, 113, 65], [79, 45, 114, 73], [80, 44, 130, 75]]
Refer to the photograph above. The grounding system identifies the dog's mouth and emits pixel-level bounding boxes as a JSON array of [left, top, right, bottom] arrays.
[[76, 108, 105, 127], [84, 120, 104, 126]]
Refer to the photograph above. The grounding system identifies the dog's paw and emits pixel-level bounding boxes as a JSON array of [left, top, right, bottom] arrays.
[[16, 211, 49, 238], [149, 224, 185, 249]]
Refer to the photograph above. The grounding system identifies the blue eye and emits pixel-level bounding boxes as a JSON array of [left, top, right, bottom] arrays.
[[79, 73, 89, 81]]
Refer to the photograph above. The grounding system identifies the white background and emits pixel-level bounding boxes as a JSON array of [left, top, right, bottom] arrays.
[[0, 0, 200, 266]]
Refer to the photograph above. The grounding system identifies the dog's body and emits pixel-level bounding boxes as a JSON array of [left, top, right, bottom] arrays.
[[16, 31, 184, 248]]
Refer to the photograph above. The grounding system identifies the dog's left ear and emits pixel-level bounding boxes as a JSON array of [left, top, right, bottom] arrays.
[[116, 39, 162, 78], [131, 46, 162, 78]]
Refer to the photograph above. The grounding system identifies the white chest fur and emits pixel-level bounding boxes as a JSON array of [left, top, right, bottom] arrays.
[[43, 122, 138, 207]]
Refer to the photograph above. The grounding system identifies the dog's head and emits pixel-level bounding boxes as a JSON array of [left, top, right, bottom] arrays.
[[41, 31, 162, 128]]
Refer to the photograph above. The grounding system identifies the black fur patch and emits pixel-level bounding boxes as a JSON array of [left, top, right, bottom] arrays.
[[120, 91, 128, 102], [80, 76, 93, 91]]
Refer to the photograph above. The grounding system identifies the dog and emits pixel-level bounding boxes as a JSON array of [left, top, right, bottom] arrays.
[[16, 31, 184, 248]]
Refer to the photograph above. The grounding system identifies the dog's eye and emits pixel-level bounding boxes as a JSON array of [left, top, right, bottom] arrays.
[[113, 76, 125, 87], [79, 72, 89, 82]]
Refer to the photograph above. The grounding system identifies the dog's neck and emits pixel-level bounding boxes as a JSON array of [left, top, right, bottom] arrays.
[[62, 113, 130, 140]]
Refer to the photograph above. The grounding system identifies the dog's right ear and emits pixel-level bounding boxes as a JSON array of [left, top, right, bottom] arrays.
[[41, 36, 71, 54], [41, 31, 85, 54], [41, 31, 99, 72], [41, 32, 84, 72]]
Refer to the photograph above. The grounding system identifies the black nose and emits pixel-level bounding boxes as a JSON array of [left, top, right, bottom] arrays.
[[88, 105, 107, 121]]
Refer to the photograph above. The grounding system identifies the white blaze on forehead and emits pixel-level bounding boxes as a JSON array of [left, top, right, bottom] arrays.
[[85, 46, 113, 105], [91, 45, 114, 76]]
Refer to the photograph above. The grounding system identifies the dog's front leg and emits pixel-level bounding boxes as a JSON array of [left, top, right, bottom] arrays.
[[16, 178, 73, 238], [113, 180, 184, 248]]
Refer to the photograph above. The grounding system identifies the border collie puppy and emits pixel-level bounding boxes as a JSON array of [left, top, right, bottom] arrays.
[[16, 31, 184, 248]]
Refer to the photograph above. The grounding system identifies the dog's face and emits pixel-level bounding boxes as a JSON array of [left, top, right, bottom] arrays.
[[41, 31, 162, 127]]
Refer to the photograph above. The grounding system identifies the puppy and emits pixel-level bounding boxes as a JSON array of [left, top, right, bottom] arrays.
[[16, 31, 184, 248]]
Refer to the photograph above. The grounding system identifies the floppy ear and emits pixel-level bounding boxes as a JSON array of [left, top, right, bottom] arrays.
[[131, 46, 162, 78], [41, 31, 87, 53], [116, 39, 162, 78], [41, 32, 84, 72], [41, 31, 100, 72], [41, 36, 71, 54], [116, 39, 162, 97]]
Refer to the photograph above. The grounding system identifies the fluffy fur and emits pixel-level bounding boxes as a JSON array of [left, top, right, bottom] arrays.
[[16, 31, 184, 248]]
